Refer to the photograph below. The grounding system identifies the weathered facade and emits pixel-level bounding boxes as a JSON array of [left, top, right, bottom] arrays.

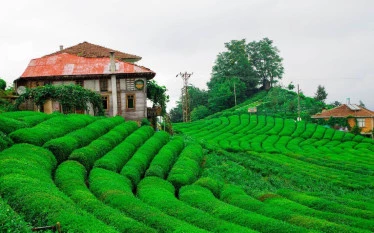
[[14, 42, 156, 121]]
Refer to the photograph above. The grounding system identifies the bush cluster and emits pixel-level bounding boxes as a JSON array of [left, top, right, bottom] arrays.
[[167, 144, 204, 190], [55, 161, 155, 233], [69, 121, 137, 171], [145, 136, 184, 178], [44, 116, 125, 163], [137, 176, 255, 233], [89, 168, 208, 233], [120, 131, 170, 187], [10, 114, 95, 146], [94, 125, 153, 172], [0, 144, 117, 232]]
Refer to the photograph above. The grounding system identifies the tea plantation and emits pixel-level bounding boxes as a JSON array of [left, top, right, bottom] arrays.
[[0, 111, 373, 232]]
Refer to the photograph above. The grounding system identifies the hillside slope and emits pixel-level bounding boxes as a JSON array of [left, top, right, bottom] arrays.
[[0, 111, 373, 232]]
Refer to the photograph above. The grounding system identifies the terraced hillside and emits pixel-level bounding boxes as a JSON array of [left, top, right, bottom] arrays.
[[0, 111, 373, 232]]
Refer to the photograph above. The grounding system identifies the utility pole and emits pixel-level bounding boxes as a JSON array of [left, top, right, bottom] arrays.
[[176, 72, 193, 122], [297, 84, 301, 121], [233, 81, 237, 106]]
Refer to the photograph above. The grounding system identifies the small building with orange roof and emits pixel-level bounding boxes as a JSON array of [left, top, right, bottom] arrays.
[[14, 42, 155, 121], [312, 103, 374, 137]]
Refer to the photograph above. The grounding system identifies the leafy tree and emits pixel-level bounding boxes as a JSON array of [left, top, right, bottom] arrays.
[[209, 39, 258, 94], [0, 79, 6, 91], [191, 105, 211, 121], [246, 38, 284, 89], [146, 80, 169, 115], [169, 85, 209, 123], [169, 102, 183, 123], [15, 84, 104, 115], [287, 82, 295, 91], [314, 85, 328, 103], [330, 101, 342, 107]]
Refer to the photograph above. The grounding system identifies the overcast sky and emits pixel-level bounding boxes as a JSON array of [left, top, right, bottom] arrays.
[[1, 0, 373, 111]]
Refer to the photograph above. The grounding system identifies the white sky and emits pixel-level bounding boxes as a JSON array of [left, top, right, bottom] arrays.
[[1, 0, 373, 111]]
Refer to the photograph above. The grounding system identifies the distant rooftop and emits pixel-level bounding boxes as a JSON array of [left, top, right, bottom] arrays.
[[45, 41, 142, 62], [312, 104, 374, 118]]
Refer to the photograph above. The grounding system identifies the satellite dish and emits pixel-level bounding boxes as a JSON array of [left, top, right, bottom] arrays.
[[17, 86, 26, 95]]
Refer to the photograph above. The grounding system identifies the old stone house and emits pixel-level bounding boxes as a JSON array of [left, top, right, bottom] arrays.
[[14, 42, 156, 121]]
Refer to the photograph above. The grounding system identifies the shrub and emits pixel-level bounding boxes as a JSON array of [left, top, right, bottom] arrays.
[[145, 136, 184, 178], [10, 114, 95, 146], [0, 197, 30, 232], [121, 131, 170, 187], [94, 126, 154, 172], [55, 161, 155, 233], [89, 168, 208, 233], [167, 144, 204, 190], [69, 121, 135, 171], [137, 177, 255, 233], [0, 144, 117, 232]]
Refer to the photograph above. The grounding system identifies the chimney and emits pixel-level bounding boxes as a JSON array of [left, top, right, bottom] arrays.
[[109, 51, 116, 72], [59, 45, 63, 51], [347, 98, 350, 105]]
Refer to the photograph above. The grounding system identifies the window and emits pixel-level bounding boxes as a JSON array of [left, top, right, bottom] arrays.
[[76, 80, 84, 87], [357, 118, 365, 127], [100, 79, 108, 92], [126, 94, 135, 109], [102, 96, 109, 110]]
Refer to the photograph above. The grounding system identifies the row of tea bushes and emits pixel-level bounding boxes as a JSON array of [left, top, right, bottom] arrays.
[[89, 168, 209, 233], [220, 185, 367, 233], [121, 131, 170, 188], [277, 189, 374, 221], [167, 144, 204, 189], [0, 197, 30, 232], [10, 114, 95, 146], [55, 161, 155, 233], [44, 116, 125, 163], [69, 121, 138, 171], [94, 126, 154, 172], [0, 144, 118, 233], [145, 136, 185, 178], [0, 116, 28, 135], [179, 185, 310, 233], [137, 177, 256, 233]]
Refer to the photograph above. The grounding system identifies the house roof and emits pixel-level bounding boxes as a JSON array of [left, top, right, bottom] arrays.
[[20, 53, 155, 79], [312, 104, 374, 118], [45, 41, 141, 62]]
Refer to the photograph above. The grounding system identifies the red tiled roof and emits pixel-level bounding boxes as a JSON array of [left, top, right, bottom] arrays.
[[20, 53, 155, 78], [312, 104, 374, 118], [45, 41, 141, 62]]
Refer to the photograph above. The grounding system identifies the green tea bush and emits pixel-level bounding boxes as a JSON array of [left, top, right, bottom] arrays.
[[299, 123, 317, 139], [0, 116, 28, 134], [121, 131, 170, 187], [322, 128, 335, 140], [237, 115, 258, 133], [137, 177, 255, 233], [89, 168, 208, 233], [266, 118, 284, 135], [44, 116, 125, 163], [220, 185, 358, 233], [311, 125, 326, 139], [249, 134, 268, 152], [290, 121, 306, 137], [278, 189, 374, 221], [274, 136, 292, 154], [179, 185, 310, 233], [331, 130, 345, 141], [0, 197, 30, 232], [0, 144, 118, 233], [167, 144, 204, 189], [10, 114, 95, 146], [94, 126, 154, 172], [55, 161, 155, 233], [262, 135, 279, 153], [278, 119, 296, 136], [69, 121, 134, 170], [145, 136, 184, 178]]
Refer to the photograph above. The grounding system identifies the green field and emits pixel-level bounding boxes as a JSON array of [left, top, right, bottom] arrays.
[[0, 111, 373, 232]]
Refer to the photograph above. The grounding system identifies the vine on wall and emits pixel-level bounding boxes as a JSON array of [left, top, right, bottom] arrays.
[[15, 84, 104, 115]]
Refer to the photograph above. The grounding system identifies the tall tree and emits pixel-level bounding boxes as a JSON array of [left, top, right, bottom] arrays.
[[246, 38, 284, 89], [314, 85, 328, 103], [0, 79, 6, 91]]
